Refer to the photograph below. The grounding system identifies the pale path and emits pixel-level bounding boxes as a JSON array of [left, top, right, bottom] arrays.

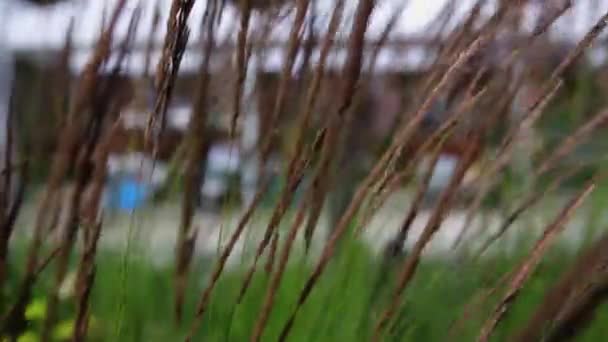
[[12, 190, 601, 268]]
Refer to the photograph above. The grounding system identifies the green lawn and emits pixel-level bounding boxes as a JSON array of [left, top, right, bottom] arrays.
[[5, 237, 608, 342]]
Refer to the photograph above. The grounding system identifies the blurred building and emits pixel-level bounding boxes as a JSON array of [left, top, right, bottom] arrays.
[[2, 0, 608, 208]]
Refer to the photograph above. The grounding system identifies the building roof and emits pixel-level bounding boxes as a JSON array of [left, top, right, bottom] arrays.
[[4, 0, 608, 73]]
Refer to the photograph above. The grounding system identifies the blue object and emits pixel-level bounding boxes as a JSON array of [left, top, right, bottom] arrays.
[[106, 175, 151, 212]]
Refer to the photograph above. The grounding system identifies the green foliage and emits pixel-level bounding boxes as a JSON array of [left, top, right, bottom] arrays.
[[4, 240, 605, 341], [537, 70, 607, 170], [5, 200, 608, 342]]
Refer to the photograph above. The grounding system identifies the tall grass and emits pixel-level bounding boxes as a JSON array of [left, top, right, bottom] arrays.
[[6, 238, 608, 341], [3, 0, 608, 341]]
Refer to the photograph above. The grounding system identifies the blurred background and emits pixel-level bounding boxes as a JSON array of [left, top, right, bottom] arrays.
[[3, 0, 608, 247]]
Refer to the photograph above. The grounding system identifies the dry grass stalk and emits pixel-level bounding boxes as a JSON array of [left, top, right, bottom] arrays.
[[185, 9, 287, 340], [538, 108, 608, 175], [549, 10, 608, 84], [453, 7, 608, 249], [358, 90, 476, 238], [34, 246, 61, 279], [301, 0, 375, 251], [236, 164, 305, 302], [287, 0, 345, 251], [476, 176, 598, 342], [175, 0, 218, 324], [423, 0, 486, 90], [235, 0, 346, 302], [71, 121, 122, 342], [344, 3, 412, 230], [277, 7, 513, 340], [530, 1, 572, 38], [372, 136, 480, 341], [144, 0, 163, 79], [473, 166, 582, 260], [312, 6, 414, 234], [248, 0, 311, 278], [1, 2, 128, 338], [0, 104, 27, 293], [258, 0, 310, 162], [41, 8, 141, 341], [380, 3, 511, 196], [256, 5, 342, 260], [324, 2, 406, 199], [40, 20, 75, 240], [513, 232, 608, 342], [187, 2, 344, 337], [460, 99, 608, 254], [544, 271, 608, 342], [186, 22, 269, 314], [0, 153, 25, 294], [275, 3, 456, 341], [51, 19, 75, 126], [251, 185, 311, 341], [186, 181, 269, 341], [362, 81, 489, 238], [147, 0, 195, 154], [363, 70, 495, 239], [295, 7, 315, 79], [485, 1, 571, 91], [424, 0, 570, 193], [72, 219, 103, 342], [229, 0, 252, 138], [81, 5, 142, 225], [377, 138, 444, 257], [420, 0, 515, 100], [452, 79, 563, 248], [264, 230, 280, 275], [185, 179, 270, 341], [300, 99, 355, 249]]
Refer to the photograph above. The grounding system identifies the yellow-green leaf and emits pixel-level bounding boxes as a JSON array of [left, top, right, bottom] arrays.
[[53, 319, 75, 341], [17, 331, 38, 342], [25, 298, 47, 321]]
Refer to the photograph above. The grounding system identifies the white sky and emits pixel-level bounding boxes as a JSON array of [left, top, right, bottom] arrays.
[[3, 0, 608, 72], [4, 0, 469, 49]]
